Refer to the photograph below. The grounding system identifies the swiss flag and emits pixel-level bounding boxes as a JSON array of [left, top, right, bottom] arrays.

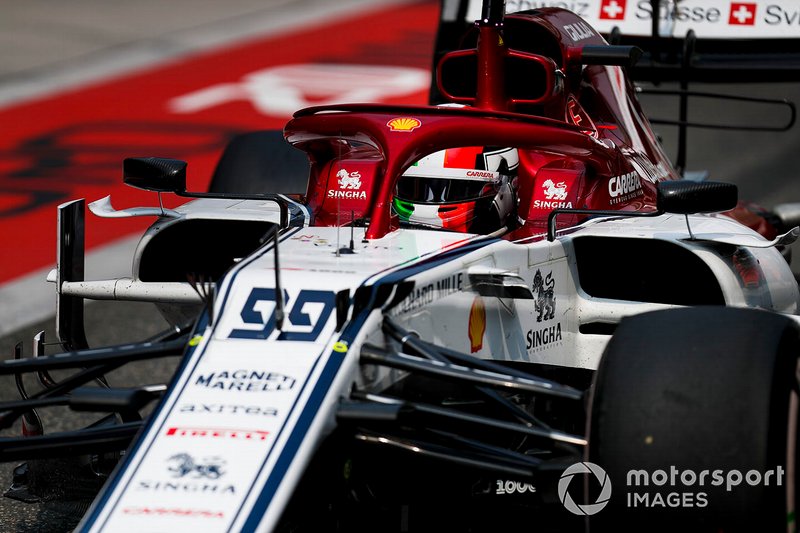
[[599, 0, 627, 20], [729, 3, 757, 25]]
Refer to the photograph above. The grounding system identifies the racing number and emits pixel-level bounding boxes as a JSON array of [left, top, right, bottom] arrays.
[[229, 288, 336, 341]]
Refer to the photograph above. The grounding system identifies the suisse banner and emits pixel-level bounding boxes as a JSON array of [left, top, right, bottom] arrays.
[[460, 0, 800, 38]]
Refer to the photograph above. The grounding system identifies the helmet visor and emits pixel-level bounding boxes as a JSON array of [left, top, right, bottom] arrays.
[[396, 176, 499, 204]]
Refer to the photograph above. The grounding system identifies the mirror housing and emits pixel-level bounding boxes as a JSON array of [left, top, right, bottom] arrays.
[[123, 157, 187, 193], [437, 49, 560, 106], [657, 180, 738, 214]]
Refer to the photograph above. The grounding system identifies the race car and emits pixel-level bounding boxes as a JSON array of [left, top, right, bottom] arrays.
[[2, 0, 800, 531]]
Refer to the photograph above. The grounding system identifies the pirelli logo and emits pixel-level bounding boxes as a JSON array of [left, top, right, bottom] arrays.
[[165, 427, 270, 441]]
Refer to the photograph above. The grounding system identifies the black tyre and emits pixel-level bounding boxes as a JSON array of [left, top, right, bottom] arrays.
[[587, 307, 799, 532], [208, 130, 309, 194]]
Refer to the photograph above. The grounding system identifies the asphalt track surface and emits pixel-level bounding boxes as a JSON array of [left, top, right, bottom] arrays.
[[0, 1, 800, 531]]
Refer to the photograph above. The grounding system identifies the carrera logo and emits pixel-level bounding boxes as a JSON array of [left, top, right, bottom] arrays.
[[729, 2, 756, 25], [194, 370, 295, 392], [122, 507, 224, 519], [387, 117, 421, 132], [336, 169, 362, 189], [466, 170, 495, 179], [608, 171, 643, 204], [166, 427, 270, 441], [599, 0, 626, 20]]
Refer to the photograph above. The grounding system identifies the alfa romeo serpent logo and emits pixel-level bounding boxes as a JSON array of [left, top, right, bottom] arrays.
[[558, 461, 612, 515]]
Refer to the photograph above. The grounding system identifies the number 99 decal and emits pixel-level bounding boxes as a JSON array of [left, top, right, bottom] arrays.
[[229, 288, 336, 342]]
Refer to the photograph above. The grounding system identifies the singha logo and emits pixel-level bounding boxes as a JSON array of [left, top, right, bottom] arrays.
[[542, 179, 568, 200], [532, 269, 556, 322], [167, 453, 225, 479], [337, 169, 362, 190]]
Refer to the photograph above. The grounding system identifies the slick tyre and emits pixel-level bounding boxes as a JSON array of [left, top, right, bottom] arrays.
[[588, 307, 800, 532], [209, 130, 309, 194]]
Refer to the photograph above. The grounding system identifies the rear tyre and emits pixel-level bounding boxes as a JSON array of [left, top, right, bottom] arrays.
[[209, 130, 309, 194], [588, 307, 799, 532]]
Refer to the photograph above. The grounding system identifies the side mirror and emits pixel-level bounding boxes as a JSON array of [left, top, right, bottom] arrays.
[[437, 49, 560, 106], [123, 157, 187, 193], [657, 180, 738, 214]]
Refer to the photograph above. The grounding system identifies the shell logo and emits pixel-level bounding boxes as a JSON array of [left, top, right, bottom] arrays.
[[468, 296, 486, 353], [387, 117, 421, 132]]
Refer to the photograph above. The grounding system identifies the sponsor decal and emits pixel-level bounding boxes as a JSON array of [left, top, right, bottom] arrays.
[[290, 234, 335, 247], [327, 190, 367, 199], [729, 2, 756, 25], [563, 21, 594, 41], [194, 370, 295, 392], [229, 288, 336, 341], [137, 480, 236, 495], [180, 404, 278, 416], [533, 199, 574, 209], [165, 427, 270, 441], [468, 296, 486, 353], [608, 171, 643, 204], [532, 177, 574, 209], [635, 1, 722, 23], [122, 507, 224, 519], [527, 268, 563, 352], [168, 453, 225, 479], [328, 168, 367, 199], [566, 97, 597, 137], [465, 170, 496, 179], [526, 323, 563, 350], [394, 272, 464, 314], [542, 179, 568, 201], [495, 480, 537, 495], [532, 269, 556, 323], [567, 99, 584, 127], [336, 169, 362, 190], [599, 0, 626, 20], [387, 117, 422, 132], [765, 5, 800, 26]]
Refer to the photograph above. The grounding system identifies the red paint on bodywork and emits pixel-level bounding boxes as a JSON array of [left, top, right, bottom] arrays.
[[290, 8, 681, 240]]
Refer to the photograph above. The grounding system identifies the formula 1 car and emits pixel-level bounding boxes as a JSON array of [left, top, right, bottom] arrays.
[[3, 0, 800, 531]]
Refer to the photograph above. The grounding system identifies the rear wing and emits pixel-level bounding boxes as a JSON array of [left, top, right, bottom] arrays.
[[435, 0, 800, 84]]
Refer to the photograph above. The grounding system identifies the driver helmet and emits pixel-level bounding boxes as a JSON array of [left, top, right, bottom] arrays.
[[393, 146, 519, 233]]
